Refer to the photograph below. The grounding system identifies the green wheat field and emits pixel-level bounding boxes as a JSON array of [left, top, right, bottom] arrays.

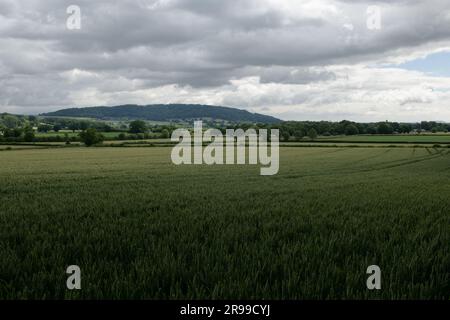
[[0, 146, 449, 299]]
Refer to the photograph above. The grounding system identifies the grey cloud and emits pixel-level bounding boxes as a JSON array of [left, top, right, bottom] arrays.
[[1, 0, 450, 119], [259, 67, 336, 84]]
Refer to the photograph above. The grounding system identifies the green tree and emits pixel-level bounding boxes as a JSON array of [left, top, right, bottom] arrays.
[[282, 130, 291, 142], [64, 133, 71, 145], [160, 128, 170, 139], [345, 124, 359, 135], [13, 128, 23, 138], [23, 126, 35, 142], [79, 128, 104, 146], [79, 122, 89, 131], [2, 128, 13, 138], [399, 124, 411, 134], [38, 124, 52, 133], [129, 120, 147, 134], [307, 128, 318, 140], [28, 115, 37, 122], [69, 122, 79, 132], [377, 122, 393, 134], [293, 130, 304, 141], [3, 115, 19, 128], [367, 125, 377, 134]]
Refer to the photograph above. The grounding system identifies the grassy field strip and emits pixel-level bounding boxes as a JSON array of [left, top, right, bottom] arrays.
[[317, 135, 450, 143]]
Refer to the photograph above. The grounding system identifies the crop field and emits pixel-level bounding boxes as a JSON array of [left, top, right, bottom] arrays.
[[0, 146, 449, 299], [35, 131, 121, 139], [34, 131, 168, 140], [0, 145, 48, 150], [318, 134, 450, 143]]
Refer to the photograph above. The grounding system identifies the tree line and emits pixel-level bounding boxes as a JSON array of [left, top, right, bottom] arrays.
[[1, 113, 449, 145], [237, 120, 450, 141]]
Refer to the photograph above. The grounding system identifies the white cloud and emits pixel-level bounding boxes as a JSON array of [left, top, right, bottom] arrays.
[[1, 0, 450, 121]]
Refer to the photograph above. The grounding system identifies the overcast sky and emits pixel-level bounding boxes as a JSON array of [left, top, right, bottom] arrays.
[[1, 0, 450, 121]]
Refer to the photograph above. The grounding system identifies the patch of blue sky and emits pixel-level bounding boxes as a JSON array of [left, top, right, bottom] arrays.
[[391, 51, 450, 77]]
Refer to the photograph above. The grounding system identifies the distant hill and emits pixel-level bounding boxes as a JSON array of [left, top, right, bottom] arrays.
[[41, 104, 281, 124]]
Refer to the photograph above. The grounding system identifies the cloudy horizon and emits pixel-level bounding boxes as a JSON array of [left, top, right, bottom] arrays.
[[1, 0, 450, 122]]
